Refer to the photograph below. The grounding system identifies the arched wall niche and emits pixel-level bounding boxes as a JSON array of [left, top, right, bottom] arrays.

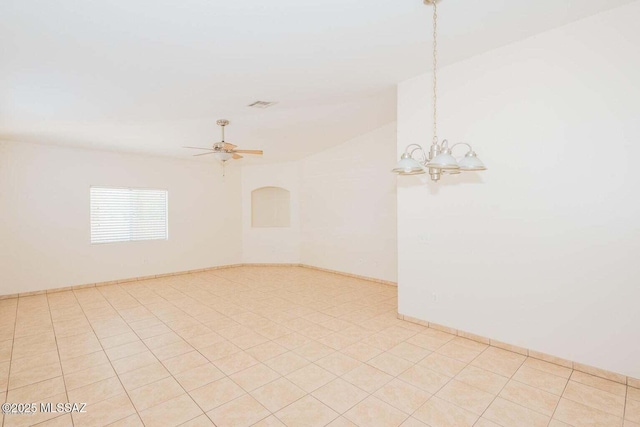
[[251, 186, 291, 228]]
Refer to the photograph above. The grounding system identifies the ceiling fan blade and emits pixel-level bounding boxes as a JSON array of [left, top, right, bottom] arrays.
[[183, 146, 214, 151], [232, 153, 243, 159], [223, 143, 237, 150], [233, 149, 263, 155], [193, 152, 216, 157]]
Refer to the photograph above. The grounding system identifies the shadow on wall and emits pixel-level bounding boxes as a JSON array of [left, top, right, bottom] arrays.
[[397, 172, 485, 194]]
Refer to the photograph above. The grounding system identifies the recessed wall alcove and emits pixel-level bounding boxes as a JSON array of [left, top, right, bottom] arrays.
[[251, 186, 291, 228]]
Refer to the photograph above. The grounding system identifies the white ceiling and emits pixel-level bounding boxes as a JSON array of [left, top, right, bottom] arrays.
[[0, 0, 635, 163]]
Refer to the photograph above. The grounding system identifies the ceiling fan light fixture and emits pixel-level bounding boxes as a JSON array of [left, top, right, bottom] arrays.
[[213, 152, 233, 161], [183, 119, 264, 162]]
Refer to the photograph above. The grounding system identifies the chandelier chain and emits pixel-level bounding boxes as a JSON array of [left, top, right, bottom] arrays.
[[432, 0, 438, 145], [391, 1, 487, 181]]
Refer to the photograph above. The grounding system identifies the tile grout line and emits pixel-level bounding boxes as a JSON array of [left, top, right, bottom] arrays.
[[193, 270, 347, 423], [501, 362, 574, 425], [95, 283, 209, 425], [204, 269, 335, 426], [473, 346, 528, 427], [401, 339, 476, 422], [110, 270, 274, 425], [63, 278, 424, 424], [44, 292, 74, 426], [222, 272, 452, 418], [402, 323, 631, 425], [4, 269, 636, 387], [333, 324, 461, 423], [193, 270, 353, 425], [341, 332, 491, 424], [142, 271, 278, 420], [385, 342, 436, 423], [332, 296, 433, 422], [417, 344, 489, 425], [400, 314, 633, 387], [201, 269, 401, 425], [560, 377, 628, 422], [623, 385, 628, 424], [376, 331, 451, 421], [446, 345, 497, 425], [548, 367, 573, 426], [71, 287, 147, 426], [13, 267, 621, 427], [380, 343, 446, 424], [1, 299, 18, 427], [255, 324, 378, 422]]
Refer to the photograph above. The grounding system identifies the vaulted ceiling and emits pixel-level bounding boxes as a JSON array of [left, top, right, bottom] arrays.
[[1, 0, 635, 162]]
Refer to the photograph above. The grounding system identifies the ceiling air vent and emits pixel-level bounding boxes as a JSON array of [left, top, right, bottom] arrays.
[[247, 101, 277, 109]]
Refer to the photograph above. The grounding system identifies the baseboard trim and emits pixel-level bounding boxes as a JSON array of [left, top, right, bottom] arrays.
[[398, 312, 638, 387], [0, 263, 396, 299], [240, 263, 397, 287], [298, 264, 397, 287], [0, 264, 244, 299]]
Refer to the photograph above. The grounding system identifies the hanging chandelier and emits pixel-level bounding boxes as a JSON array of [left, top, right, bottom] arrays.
[[393, 0, 486, 182]]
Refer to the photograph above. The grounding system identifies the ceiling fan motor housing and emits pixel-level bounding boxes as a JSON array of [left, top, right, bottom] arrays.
[[183, 118, 262, 160]]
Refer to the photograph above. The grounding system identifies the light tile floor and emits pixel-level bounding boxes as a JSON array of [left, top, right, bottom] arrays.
[[0, 266, 638, 427]]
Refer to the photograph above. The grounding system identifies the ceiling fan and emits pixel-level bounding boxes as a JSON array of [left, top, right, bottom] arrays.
[[183, 119, 263, 162]]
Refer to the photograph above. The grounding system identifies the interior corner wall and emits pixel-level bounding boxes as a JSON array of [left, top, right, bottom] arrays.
[[0, 141, 242, 295], [397, 2, 640, 378], [300, 122, 398, 283], [239, 123, 398, 282], [241, 161, 301, 264]]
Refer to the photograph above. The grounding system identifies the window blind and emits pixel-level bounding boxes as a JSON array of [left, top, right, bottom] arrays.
[[90, 187, 168, 244]]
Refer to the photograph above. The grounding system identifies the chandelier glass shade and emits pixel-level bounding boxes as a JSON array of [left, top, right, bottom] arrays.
[[391, 153, 426, 175], [458, 151, 487, 171]]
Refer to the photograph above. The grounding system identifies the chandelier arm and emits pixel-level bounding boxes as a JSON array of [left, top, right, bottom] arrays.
[[450, 142, 474, 156], [403, 143, 424, 155], [409, 146, 429, 164]]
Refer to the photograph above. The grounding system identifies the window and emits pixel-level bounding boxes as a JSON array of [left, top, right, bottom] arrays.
[[90, 187, 168, 244], [251, 186, 290, 228]]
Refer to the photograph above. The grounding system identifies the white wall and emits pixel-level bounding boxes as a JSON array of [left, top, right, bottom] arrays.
[[241, 162, 301, 264], [301, 123, 398, 283], [0, 141, 242, 295], [239, 123, 398, 283], [2, 123, 398, 295], [397, 2, 640, 378]]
